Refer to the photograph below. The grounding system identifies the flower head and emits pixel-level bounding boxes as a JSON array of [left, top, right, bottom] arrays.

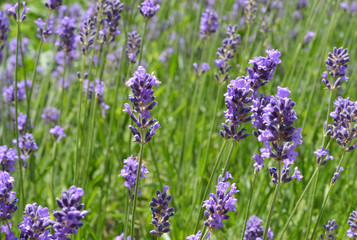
[[0, 11, 10, 64], [35, 18, 54, 41], [244, 215, 273, 240], [79, 17, 96, 55], [7, 2, 30, 22], [331, 167, 343, 184], [45, 0, 63, 10], [119, 155, 149, 199], [186, 230, 211, 240], [105, 0, 124, 42], [41, 107, 60, 124], [321, 219, 338, 240], [347, 210, 357, 238], [150, 186, 175, 236], [200, 8, 219, 39], [138, 0, 160, 18], [0, 146, 17, 172], [56, 16, 77, 57], [244, 0, 257, 24], [52, 186, 88, 239], [50, 125, 66, 142], [203, 171, 239, 230], [0, 171, 18, 230], [193, 62, 210, 76], [314, 146, 334, 166], [126, 31, 141, 64], [322, 47, 349, 89], [14, 133, 38, 168]]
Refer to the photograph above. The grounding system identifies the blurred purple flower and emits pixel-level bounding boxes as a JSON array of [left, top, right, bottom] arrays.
[[34, 18, 54, 41], [41, 107, 60, 124], [126, 31, 141, 64], [314, 146, 334, 166], [244, 215, 273, 239], [138, 0, 160, 18], [0, 146, 17, 172], [50, 125, 66, 142], [199, 8, 219, 39], [321, 219, 338, 240], [7, 1, 29, 22], [45, 0, 63, 10], [331, 167, 343, 184]]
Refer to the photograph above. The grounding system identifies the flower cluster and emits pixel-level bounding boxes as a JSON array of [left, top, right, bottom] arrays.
[[186, 230, 211, 240], [50, 125, 66, 142], [138, 0, 160, 18], [3, 80, 30, 103], [244, 0, 257, 24], [347, 210, 357, 238], [45, 0, 63, 10], [246, 49, 281, 95], [18, 203, 52, 239], [56, 16, 77, 58], [79, 17, 96, 55], [52, 186, 88, 239], [203, 171, 238, 230], [243, 215, 273, 240], [16, 133, 38, 167], [41, 107, 61, 124], [0, 146, 17, 172], [7, 2, 30, 22], [0, 171, 18, 235], [119, 155, 149, 199], [124, 66, 161, 144], [199, 8, 219, 39], [220, 78, 252, 141], [322, 47, 349, 89], [149, 186, 175, 236], [115, 233, 134, 240], [0, 11, 10, 64], [83, 78, 110, 113], [326, 97, 357, 152], [214, 25, 241, 82], [126, 31, 141, 64], [254, 87, 303, 181], [321, 219, 338, 240], [331, 166, 343, 184], [35, 18, 54, 41], [105, 0, 124, 42], [193, 62, 210, 76], [314, 146, 334, 166]]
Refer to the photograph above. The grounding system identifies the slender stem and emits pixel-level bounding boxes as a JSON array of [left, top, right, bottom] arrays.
[[223, 140, 236, 174], [198, 226, 208, 240], [309, 150, 347, 240], [124, 194, 130, 238], [60, 53, 68, 120], [278, 167, 320, 239], [130, 138, 146, 239], [241, 172, 258, 240], [14, 6, 25, 211], [194, 140, 228, 233], [305, 169, 319, 239], [51, 142, 58, 208], [75, 54, 86, 185], [262, 161, 281, 240], [322, 90, 334, 146], [27, 11, 51, 129], [138, 20, 148, 66]]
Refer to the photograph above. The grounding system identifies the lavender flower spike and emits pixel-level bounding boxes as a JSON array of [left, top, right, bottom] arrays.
[[321, 219, 338, 240], [79, 17, 96, 55], [203, 171, 239, 230], [35, 18, 54, 41], [186, 230, 211, 240], [322, 47, 349, 89], [348, 211, 357, 238], [150, 186, 175, 236], [0, 11, 10, 64], [7, 1, 30, 22], [0, 171, 18, 235], [119, 155, 149, 199], [50, 125, 66, 142], [45, 0, 63, 10], [126, 31, 141, 64], [124, 66, 161, 143], [41, 107, 60, 124], [314, 146, 334, 166], [14, 133, 38, 168], [115, 233, 135, 240], [138, 0, 160, 18], [193, 62, 210, 76], [199, 8, 219, 39], [105, 0, 124, 42], [18, 203, 52, 239], [52, 186, 88, 239], [331, 167, 343, 184], [0, 146, 17, 172], [244, 215, 273, 239]]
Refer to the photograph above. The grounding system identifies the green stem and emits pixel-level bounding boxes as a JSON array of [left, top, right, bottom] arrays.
[[305, 169, 319, 239], [278, 167, 320, 239], [198, 226, 208, 240], [60, 54, 68, 121], [223, 140, 236, 174], [51, 142, 58, 208], [322, 90, 334, 146], [130, 138, 146, 239], [138, 20, 148, 66], [262, 161, 281, 240], [309, 150, 347, 240], [241, 172, 257, 240], [194, 140, 228, 233], [124, 194, 130, 238], [14, 6, 25, 211]]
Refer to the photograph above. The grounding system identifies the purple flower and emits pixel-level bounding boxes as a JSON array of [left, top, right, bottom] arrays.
[[7, 2, 30, 22], [124, 66, 161, 143], [79, 17, 96, 55], [45, 0, 63, 10], [243, 215, 273, 240], [347, 210, 357, 238], [322, 47, 349, 89], [35, 18, 54, 41], [244, 0, 257, 24], [138, 0, 160, 18], [0, 11, 10, 64], [18, 203, 52, 240], [0, 146, 17, 172], [150, 186, 174, 236], [15, 133, 38, 168], [186, 230, 211, 240], [331, 167, 343, 184], [3, 80, 30, 103], [193, 62, 210, 75], [105, 0, 124, 42], [203, 171, 239, 230], [326, 97, 357, 151], [303, 31, 315, 45], [126, 31, 141, 64], [50, 126, 66, 142], [119, 155, 149, 199], [83, 78, 110, 112], [17, 112, 28, 134], [214, 25, 241, 82], [220, 78, 252, 141], [115, 233, 135, 240], [199, 8, 219, 39], [52, 186, 88, 239], [321, 219, 338, 240], [41, 107, 60, 124], [0, 171, 18, 227], [314, 146, 334, 166], [56, 17, 77, 58]]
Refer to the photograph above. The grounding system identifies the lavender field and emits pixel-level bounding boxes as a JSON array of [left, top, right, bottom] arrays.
[[0, 0, 357, 239]]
